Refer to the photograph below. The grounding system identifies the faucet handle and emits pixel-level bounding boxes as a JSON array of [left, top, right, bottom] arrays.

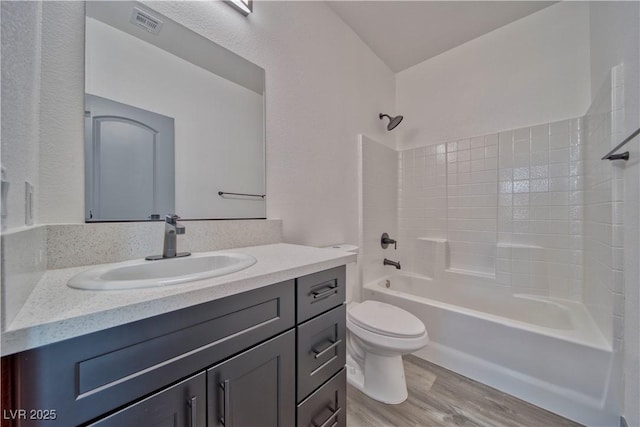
[[381, 233, 397, 250], [165, 214, 180, 224]]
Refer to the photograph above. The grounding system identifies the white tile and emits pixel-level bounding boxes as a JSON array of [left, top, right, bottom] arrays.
[[531, 124, 550, 140], [485, 145, 498, 158], [470, 136, 485, 148], [531, 136, 549, 152], [514, 140, 530, 154], [513, 167, 529, 180], [513, 127, 531, 142], [513, 180, 529, 193], [531, 179, 549, 193], [530, 151, 549, 165], [485, 134, 499, 146], [550, 120, 570, 135], [550, 132, 570, 149], [513, 154, 530, 168]]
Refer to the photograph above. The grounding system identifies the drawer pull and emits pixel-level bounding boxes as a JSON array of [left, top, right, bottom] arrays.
[[312, 287, 338, 300], [219, 380, 231, 426], [312, 406, 342, 427], [313, 339, 343, 359], [310, 355, 338, 376], [188, 396, 197, 427]]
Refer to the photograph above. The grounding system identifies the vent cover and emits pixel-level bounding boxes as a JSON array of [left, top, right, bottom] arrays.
[[130, 7, 163, 34]]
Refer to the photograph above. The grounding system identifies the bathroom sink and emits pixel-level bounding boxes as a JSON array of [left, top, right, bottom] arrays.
[[68, 252, 257, 290]]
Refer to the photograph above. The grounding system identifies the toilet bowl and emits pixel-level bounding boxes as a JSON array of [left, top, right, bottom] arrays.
[[346, 300, 428, 404]]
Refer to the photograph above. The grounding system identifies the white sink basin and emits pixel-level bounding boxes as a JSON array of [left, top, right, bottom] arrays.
[[68, 252, 257, 290]]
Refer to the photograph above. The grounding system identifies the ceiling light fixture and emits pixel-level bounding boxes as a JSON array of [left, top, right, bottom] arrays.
[[226, 0, 252, 16]]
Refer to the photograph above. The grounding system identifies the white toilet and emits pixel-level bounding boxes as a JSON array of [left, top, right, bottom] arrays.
[[346, 300, 428, 404], [324, 244, 429, 404]]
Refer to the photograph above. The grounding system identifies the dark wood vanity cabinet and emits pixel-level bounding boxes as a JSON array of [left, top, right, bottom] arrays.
[[295, 266, 347, 427], [2, 265, 347, 427]]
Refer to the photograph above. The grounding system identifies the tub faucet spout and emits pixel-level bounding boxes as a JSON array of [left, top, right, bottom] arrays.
[[383, 258, 401, 270]]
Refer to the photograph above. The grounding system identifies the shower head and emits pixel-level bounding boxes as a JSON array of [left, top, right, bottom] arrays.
[[379, 113, 403, 131]]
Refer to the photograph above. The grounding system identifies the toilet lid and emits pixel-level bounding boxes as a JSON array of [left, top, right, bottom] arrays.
[[348, 300, 425, 338]]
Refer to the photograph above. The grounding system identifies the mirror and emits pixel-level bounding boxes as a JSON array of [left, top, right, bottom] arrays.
[[84, 1, 266, 221]]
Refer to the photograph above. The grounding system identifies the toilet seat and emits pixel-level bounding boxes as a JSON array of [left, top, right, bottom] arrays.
[[348, 300, 425, 338]]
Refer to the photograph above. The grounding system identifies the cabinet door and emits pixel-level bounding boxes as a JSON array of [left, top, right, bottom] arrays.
[[89, 372, 206, 427], [207, 330, 295, 427]]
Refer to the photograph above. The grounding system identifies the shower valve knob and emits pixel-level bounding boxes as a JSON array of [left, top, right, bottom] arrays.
[[381, 233, 397, 250]]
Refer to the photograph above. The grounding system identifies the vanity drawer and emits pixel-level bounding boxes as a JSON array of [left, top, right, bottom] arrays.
[[297, 304, 346, 402], [297, 369, 346, 427], [296, 266, 345, 323]]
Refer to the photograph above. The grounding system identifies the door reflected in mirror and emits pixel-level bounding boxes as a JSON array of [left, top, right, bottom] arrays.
[[85, 1, 266, 221]]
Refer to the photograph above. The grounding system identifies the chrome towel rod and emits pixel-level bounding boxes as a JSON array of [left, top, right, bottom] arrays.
[[602, 127, 640, 161], [218, 191, 265, 198]]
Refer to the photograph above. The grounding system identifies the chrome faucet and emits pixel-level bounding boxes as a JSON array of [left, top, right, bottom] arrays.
[[383, 258, 401, 269], [146, 214, 191, 260]]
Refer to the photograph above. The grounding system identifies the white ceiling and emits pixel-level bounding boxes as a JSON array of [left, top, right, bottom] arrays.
[[326, 1, 557, 72]]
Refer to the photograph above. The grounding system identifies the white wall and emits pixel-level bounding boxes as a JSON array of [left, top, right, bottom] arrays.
[[85, 17, 265, 219], [588, 2, 640, 425], [396, 2, 591, 149], [1, 1, 42, 229], [0, 1, 48, 329], [360, 135, 397, 286], [0, 2, 46, 330], [38, 1, 85, 225], [33, 1, 396, 248]]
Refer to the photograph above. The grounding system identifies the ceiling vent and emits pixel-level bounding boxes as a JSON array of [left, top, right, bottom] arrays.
[[130, 7, 163, 34]]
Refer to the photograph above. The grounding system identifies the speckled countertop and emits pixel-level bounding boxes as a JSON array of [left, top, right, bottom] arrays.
[[1, 243, 356, 356]]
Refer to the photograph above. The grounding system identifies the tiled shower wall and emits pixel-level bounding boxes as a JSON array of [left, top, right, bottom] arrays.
[[398, 117, 584, 300], [366, 69, 623, 346], [495, 119, 583, 299], [583, 65, 625, 346], [446, 135, 498, 276], [397, 144, 446, 275]]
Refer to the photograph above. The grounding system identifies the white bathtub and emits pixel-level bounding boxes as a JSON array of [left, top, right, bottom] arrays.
[[363, 273, 617, 427]]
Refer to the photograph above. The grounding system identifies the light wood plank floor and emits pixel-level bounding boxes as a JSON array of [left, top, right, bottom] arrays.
[[347, 355, 583, 427]]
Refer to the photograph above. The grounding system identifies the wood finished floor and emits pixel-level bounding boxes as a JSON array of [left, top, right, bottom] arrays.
[[347, 355, 583, 427]]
